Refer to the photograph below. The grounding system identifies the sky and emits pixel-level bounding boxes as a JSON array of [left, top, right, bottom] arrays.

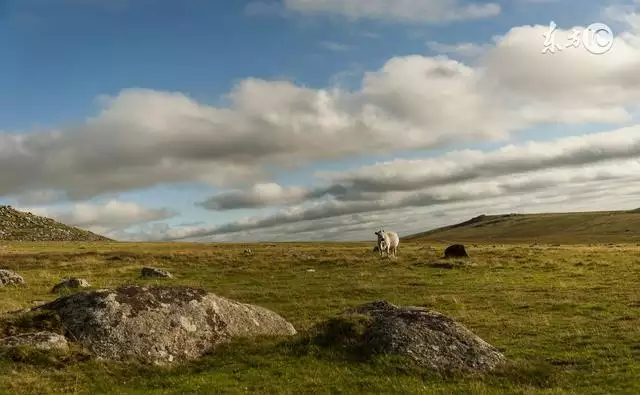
[[1, 0, 640, 242]]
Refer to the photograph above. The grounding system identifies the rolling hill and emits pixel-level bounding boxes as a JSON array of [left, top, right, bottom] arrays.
[[0, 205, 112, 241], [404, 209, 640, 244]]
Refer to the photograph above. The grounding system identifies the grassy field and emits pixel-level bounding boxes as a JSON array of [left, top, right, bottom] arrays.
[[0, 240, 638, 394], [404, 209, 640, 244]]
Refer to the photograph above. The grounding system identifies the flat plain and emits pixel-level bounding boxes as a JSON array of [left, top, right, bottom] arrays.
[[0, 239, 638, 394]]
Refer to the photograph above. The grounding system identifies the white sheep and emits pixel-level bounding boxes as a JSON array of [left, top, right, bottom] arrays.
[[374, 229, 399, 258]]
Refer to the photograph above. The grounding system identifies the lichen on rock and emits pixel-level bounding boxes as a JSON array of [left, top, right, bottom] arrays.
[[307, 300, 506, 373], [32, 285, 297, 365]]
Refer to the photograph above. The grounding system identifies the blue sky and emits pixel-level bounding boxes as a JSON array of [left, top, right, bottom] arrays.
[[2, 0, 640, 241]]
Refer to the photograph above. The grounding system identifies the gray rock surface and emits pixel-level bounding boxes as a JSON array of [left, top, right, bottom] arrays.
[[141, 267, 173, 278], [0, 269, 25, 286], [323, 300, 506, 373], [0, 331, 69, 352], [51, 277, 91, 293], [34, 285, 297, 364]]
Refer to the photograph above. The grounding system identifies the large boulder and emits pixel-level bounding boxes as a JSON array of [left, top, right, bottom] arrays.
[[32, 286, 296, 365], [310, 300, 505, 373], [444, 244, 468, 258], [0, 269, 25, 286]]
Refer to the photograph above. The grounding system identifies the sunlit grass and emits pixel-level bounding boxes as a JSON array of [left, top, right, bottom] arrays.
[[0, 241, 638, 394]]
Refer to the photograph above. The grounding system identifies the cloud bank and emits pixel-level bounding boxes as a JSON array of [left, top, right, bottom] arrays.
[[4, 2, 640, 241]]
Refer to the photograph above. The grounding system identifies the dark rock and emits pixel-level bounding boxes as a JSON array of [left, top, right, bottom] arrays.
[[32, 285, 297, 365], [141, 267, 173, 279], [51, 278, 91, 293], [444, 244, 468, 258], [0, 270, 25, 286], [309, 300, 506, 373]]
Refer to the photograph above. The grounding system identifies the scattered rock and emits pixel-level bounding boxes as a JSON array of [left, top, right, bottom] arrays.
[[32, 285, 297, 365], [0, 270, 25, 286], [0, 331, 69, 352], [444, 244, 468, 258], [51, 278, 91, 293], [309, 300, 506, 373], [141, 267, 174, 279]]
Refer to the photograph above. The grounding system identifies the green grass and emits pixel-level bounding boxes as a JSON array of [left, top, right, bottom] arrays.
[[0, 241, 638, 394], [404, 209, 640, 244]]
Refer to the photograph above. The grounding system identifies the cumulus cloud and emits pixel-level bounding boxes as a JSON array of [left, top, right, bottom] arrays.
[[199, 125, 640, 210], [174, 155, 640, 240], [2, 18, 640, 202], [145, 172, 640, 242], [19, 200, 178, 236], [280, 0, 501, 23], [4, 3, 640, 242]]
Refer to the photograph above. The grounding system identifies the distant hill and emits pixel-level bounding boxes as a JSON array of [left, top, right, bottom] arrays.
[[404, 209, 640, 244], [0, 205, 112, 242]]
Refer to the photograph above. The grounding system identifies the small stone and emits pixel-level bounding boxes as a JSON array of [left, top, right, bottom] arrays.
[[0, 331, 68, 352], [141, 267, 174, 279], [51, 277, 91, 293], [0, 270, 25, 286]]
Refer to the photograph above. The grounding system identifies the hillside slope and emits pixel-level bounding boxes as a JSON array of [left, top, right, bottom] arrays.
[[404, 209, 640, 244], [0, 205, 112, 241]]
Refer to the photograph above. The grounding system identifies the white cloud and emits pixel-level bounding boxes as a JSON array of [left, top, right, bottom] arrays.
[[281, 0, 501, 23], [182, 122, 640, 240], [142, 172, 640, 242], [2, 19, 639, 202], [19, 200, 178, 235]]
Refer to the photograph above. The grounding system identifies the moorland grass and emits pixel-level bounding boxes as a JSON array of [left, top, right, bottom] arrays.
[[0, 241, 637, 394]]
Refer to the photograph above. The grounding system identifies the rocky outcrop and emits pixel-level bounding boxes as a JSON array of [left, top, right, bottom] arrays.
[[0, 270, 25, 286], [310, 300, 506, 373], [33, 286, 297, 365], [51, 278, 91, 293], [0, 205, 111, 241], [0, 331, 69, 352]]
